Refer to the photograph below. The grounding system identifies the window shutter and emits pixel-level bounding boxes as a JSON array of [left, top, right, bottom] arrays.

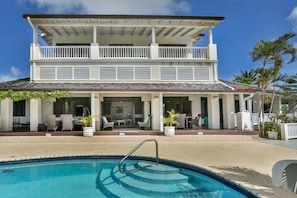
[[117, 67, 133, 80], [100, 67, 116, 80], [57, 67, 72, 79], [177, 67, 193, 80], [40, 67, 55, 79], [74, 67, 89, 79], [161, 67, 176, 80], [135, 67, 151, 80], [194, 68, 210, 80]]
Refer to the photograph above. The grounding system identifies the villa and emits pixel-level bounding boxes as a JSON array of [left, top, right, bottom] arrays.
[[0, 14, 282, 132]]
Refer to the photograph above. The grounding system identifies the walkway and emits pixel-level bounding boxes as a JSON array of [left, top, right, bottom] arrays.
[[0, 134, 296, 197]]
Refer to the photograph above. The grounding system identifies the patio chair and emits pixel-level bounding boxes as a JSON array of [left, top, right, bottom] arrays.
[[272, 160, 297, 194], [102, 116, 114, 130], [137, 116, 150, 129], [61, 114, 73, 131], [191, 114, 201, 129], [176, 113, 186, 129], [46, 114, 57, 131]]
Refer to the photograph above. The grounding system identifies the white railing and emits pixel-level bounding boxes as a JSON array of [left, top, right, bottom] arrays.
[[159, 47, 207, 59], [99, 46, 150, 58], [281, 123, 297, 140], [37, 46, 208, 59], [40, 46, 90, 59]]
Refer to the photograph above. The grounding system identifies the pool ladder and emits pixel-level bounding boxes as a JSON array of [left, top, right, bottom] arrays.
[[118, 139, 159, 174]]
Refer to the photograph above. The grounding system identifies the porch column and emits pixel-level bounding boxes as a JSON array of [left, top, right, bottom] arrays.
[[151, 93, 162, 131], [95, 93, 101, 130], [208, 27, 213, 44], [222, 94, 235, 129], [207, 94, 220, 129], [91, 92, 96, 130], [30, 98, 41, 131], [239, 93, 245, 112], [151, 26, 156, 44], [90, 26, 99, 59], [0, 98, 13, 131], [93, 26, 97, 43]]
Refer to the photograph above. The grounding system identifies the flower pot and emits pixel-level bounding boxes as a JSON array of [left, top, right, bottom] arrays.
[[83, 127, 94, 137], [164, 126, 175, 136], [267, 131, 278, 139]]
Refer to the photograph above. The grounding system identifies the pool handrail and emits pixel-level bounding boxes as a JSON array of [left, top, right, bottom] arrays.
[[118, 139, 159, 174]]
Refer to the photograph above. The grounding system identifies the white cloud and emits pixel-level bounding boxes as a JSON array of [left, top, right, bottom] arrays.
[[288, 6, 297, 32], [0, 66, 21, 82], [22, 0, 191, 14]]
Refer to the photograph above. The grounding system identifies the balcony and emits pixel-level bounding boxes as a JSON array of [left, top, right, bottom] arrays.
[[36, 46, 209, 60]]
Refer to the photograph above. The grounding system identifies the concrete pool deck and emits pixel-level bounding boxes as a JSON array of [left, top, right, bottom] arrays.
[[0, 135, 296, 197]]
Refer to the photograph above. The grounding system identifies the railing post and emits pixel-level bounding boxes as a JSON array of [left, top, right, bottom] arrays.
[[90, 43, 99, 59], [207, 43, 217, 60], [150, 43, 159, 59]]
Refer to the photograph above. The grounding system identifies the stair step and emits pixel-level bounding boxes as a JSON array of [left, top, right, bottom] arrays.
[[135, 161, 180, 174], [98, 169, 151, 198], [124, 163, 189, 184], [112, 165, 195, 196]]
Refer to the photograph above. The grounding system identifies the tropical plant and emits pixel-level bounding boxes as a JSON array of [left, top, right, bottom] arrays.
[[0, 90, 69, 101], [80, 115, 99, 127], [233, 69, 260, 85], [163, 109, 179, 126], [250, 33, 297, 137]]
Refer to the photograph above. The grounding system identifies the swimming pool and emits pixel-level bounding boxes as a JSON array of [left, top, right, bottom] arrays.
[[0, 156, 256, 197]]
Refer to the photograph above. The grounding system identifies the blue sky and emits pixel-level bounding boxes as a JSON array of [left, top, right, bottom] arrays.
[[0, 0, 296, 82]]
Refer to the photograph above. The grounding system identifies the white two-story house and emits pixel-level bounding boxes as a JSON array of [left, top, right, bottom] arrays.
[[0, 14, 275, 132]]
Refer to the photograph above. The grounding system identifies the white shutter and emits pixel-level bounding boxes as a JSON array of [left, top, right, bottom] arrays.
[[100, 67, 116, 80], [40, 67, 55, 79], [57, 67, 72, 79], [161, 67, 176, 80], [177, 67, 193, 80], [117, 67, 133, 80], [74, 67, 90, 79], [135, 67, 151, 80], [194, 67, 210, 80]]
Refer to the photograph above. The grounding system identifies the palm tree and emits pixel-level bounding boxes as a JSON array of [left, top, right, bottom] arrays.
[[268, 33, 297, 115], [233, 69, 260, 84], [250, 33, 297, 137]]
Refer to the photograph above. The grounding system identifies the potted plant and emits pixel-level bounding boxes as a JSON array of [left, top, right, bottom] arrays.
[[80, 115, 99, 137], [263, 121, 280, 139], [163, 109, 179, 136]]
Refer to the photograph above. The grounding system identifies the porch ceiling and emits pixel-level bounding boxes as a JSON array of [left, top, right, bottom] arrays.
[[23, 14, 224, 44]]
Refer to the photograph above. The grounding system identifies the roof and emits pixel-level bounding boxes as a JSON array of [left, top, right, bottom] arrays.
[[0, 78, 256, 93], [23, 14, 224, 45]]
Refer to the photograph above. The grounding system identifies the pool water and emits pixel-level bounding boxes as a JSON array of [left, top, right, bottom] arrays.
[[0, 156, 256, 197]]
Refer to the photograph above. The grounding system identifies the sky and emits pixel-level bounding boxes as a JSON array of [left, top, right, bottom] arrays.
[[0, 0, 297, 82]]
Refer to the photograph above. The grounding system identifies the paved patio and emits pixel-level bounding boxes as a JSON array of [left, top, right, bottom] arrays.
[[0, 134, 296, 197]]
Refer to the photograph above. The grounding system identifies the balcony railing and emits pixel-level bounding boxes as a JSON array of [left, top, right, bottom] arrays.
[[37, 46, 208, 60], [99, 46, 150, 59], [40, 46, 90, 59], [159, 47, 207, 59]]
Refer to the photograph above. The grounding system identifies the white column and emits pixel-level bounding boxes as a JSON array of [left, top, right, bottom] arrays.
[[151, 93, 161, 131], [93, 26, 97, 43], [95, 93, 100, 130], [91, 92, 96, 130], [30, 98, 41, 131], [207, 94, 220, 129], [222, 94, 235, 129], [151, 26, 156, 44], [239, 93, 245, 112], [208, 27, 213, 44], [0, 98, 13, 131], [247, 99, 252, 112], [159, 92, 163, 132]]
